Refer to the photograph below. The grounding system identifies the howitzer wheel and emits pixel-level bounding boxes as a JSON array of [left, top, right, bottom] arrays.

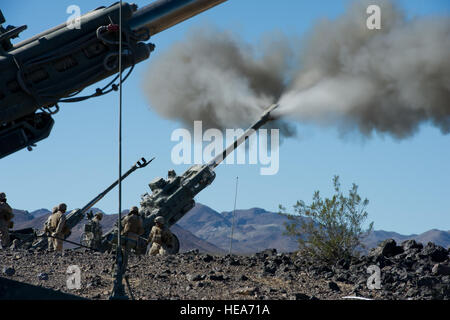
[[168, 234, 180, 254]]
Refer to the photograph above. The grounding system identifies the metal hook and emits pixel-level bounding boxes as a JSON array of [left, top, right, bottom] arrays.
[[136, 156, 154, 168]]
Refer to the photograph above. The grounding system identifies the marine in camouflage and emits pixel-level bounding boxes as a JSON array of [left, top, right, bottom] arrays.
[[0, 192, 13, 248], [148, 216, 173, 256]]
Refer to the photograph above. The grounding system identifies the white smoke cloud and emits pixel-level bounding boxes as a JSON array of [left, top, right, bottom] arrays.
[[143, 0, 450, 139]]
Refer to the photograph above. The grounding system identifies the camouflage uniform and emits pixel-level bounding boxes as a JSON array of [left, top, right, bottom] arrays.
[[148, 216, 173, 256], [48, 203, 67, 253], [44, 206, 58, 251], [121, 207, 144, 249], [91, 212, 103, 249], [0, 192, 14, 248], [120, 207, 144, 272]]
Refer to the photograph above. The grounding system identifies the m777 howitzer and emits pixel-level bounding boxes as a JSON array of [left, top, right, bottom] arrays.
[[0, 0, 228, 159], [10, 157, 153, 249], [100, 104, 279, 254]]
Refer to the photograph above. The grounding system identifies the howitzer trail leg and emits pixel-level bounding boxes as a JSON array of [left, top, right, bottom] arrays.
[[31, 235, 49, 250]]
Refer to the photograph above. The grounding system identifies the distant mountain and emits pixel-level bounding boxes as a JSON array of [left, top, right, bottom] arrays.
[[364, 229, 450, 250], [178, 204, 450, 253], [12, 204, 450, 254], [13, 211, 50, 230], [30, 209, 51, 218], [171, 224, 225, 253], [12, 209, 34, 224], [177, 204, 298, 254], [415, 229, 450, 248], [363, 230, 412, 249]]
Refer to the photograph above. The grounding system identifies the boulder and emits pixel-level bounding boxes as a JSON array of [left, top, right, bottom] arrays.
[[369, 239, 404, 258], [239, 274, 249, 281], [293, 293, 311, 300], [209, 274, 227, 281], [263, 263, 277, 275], [401, 239, 423, 252], [328, 281, 340, 292], [256, 249, 277, 260], [420, 243, 448, 263], [202, 254, 214, 263], [2, 267, 15, 276], [417, 276, 438, 287], [432, 263, 450, 276]]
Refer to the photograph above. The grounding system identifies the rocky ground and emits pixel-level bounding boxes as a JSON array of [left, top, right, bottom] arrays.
[[1, 239, 449, 300]]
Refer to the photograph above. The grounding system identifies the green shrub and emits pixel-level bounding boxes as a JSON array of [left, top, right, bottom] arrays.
[[279, 176, 373, 263]]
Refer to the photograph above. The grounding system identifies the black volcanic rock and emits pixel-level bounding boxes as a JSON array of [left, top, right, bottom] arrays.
[[328, 281, 340, 292], [420, 242, 448, 263], [365, 229, 450, 252], [432, 263, 450, 276], [369, 239, 404, 258], [262, 264, 277, 275], [2, 242, 450, 300], [401, 239, 423, 251], [2, 267, 15, 276], [417, 276, 438, 287], [294, 293, 311, 300]]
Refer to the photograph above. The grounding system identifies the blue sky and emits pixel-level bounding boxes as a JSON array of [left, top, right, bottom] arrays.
[[1, 0, 449, 235]]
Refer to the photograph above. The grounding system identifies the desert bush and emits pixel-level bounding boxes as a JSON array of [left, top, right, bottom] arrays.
[[279, 176, 373, 263]]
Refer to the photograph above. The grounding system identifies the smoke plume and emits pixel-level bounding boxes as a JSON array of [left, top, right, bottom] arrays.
[[143, 0, 450, 139]]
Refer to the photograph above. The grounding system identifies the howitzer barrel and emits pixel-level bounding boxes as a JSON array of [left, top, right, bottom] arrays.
[[65, 157, 154, 230], [29, 157, 153, 250], [101, 104, 279, 254], [209, 104, 279, 168], [129, 0, 228, 36]]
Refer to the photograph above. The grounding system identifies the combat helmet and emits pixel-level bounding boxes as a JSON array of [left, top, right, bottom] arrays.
[[130, 206, 139, 215], [95, 212, 103, 219], [155, 216, 165, 225], [58, 203, 67, 212]]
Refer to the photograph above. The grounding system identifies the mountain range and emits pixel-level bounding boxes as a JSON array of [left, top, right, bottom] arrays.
[[11, 204, 450, 253]]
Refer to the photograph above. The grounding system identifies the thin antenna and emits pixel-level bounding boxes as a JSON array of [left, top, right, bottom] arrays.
[[118, 0, 123, 275], [229, 177, 239, 255], [111, 1, 127, 300]]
